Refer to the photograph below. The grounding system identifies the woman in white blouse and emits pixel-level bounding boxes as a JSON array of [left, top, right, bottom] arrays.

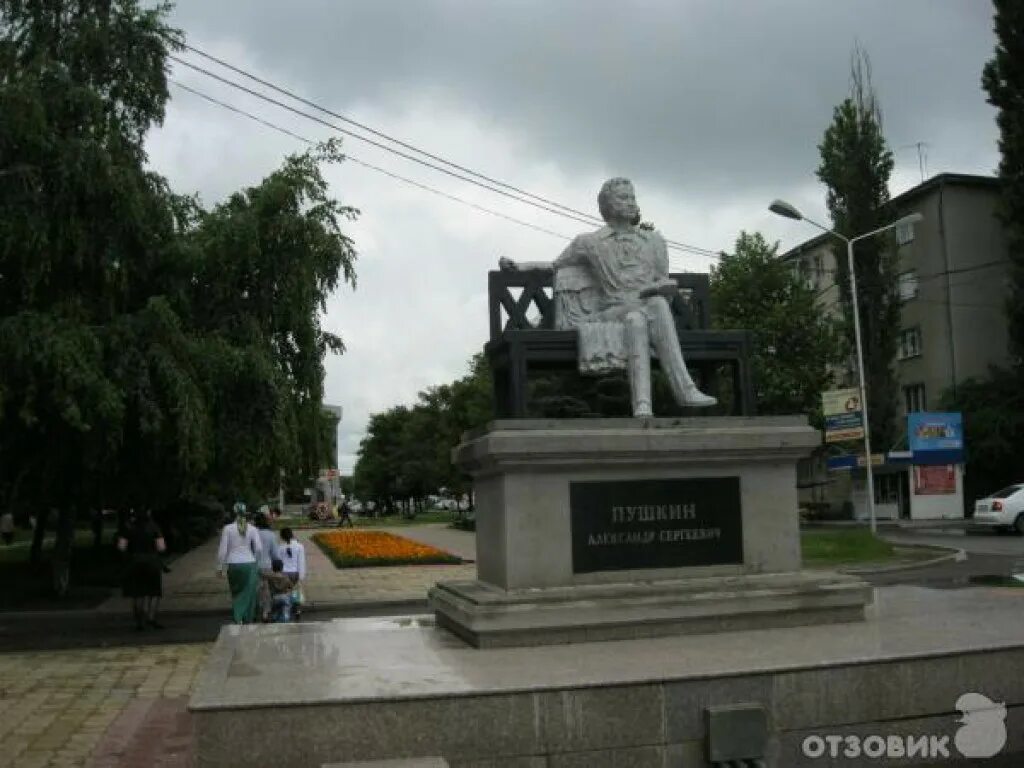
[[217, 505, 262, 624], [277, 527, 306, 613]]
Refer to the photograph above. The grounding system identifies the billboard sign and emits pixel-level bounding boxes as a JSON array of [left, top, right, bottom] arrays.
[[908, 412, 964, 465], [823, 388, 864, 443]]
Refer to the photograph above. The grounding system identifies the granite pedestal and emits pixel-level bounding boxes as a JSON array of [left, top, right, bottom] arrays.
[[430, 417, 872, 647], [191, 587, 1024, 767]]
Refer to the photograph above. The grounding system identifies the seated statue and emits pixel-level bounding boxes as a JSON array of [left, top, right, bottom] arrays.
[[499, 177, 716, 417]]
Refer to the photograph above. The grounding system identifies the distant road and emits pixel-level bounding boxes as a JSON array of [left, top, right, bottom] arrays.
[[882, 527, 1024, 557]]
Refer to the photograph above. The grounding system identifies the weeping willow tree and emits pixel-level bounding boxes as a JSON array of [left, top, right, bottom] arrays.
[[0, 1, 358, 593]]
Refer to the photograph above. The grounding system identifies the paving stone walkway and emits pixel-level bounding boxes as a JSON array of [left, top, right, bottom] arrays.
[[97, 523, 477, 615], [0, 643, 208, 768], [1, 523, 477, 765]]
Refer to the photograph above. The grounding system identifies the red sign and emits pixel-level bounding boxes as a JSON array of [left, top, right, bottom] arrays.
[[914, 465, 956, 495]]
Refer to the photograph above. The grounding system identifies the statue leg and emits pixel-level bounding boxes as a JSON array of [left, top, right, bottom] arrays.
[[624, 310, 653, 417], [645, 297, 717, 407]]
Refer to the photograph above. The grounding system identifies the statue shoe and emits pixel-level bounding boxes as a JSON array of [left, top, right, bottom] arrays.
[[634, 402, 653, 417], [682, 389, 717, 407]]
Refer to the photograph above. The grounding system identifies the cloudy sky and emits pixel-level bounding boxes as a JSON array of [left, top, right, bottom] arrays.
[[145, 0, 1000, 474]]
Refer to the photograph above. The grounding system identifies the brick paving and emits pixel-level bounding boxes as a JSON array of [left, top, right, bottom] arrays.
[[97, 524, 477, 615], [0, 523, 477, 766], [0, 643, 208, 768]]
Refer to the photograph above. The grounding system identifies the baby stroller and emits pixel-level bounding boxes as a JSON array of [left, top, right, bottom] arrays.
[[269, 591, 297, 623], [266, 558, 300, 623]]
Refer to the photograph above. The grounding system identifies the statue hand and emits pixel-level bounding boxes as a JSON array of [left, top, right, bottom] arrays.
[[498, 256, 518, 272]]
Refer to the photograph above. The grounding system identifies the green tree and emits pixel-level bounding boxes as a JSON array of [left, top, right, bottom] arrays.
[[0, 2, 359, 593], [187, 140, 357, 502], [0, 0, 193, 584], [353, 406, 409, 512], [941, 369, 1024, 510], [353, 355, 494, 513], [983, 0, 1024, 362], [816, 47, 899, 449], [937, 0, 1024, 513], [711, 232, 847, 419], [425, 353, 493, 504]]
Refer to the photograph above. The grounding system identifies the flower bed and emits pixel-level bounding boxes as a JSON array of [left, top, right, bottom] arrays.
[[313, 530, 462, 568]]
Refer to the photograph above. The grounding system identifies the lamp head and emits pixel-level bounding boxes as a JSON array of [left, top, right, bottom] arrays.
[[769, 199, 803, 220]]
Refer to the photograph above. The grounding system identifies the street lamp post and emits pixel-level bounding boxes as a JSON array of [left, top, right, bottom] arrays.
[[769, 200, 923, 534]]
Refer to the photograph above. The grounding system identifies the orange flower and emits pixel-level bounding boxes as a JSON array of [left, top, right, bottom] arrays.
[[314, 530, 461, 568]]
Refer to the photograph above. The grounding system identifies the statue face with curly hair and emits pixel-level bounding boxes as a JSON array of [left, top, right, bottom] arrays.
[[597, 177, 641, 226]]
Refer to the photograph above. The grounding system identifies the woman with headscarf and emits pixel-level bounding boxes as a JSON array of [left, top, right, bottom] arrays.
[[117, 509, 167, 630], [217, 502, 263, 624]]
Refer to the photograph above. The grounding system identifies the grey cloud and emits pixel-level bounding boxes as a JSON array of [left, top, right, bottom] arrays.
[[167, 0, 998, 202], [152, 1, 1002, 473]]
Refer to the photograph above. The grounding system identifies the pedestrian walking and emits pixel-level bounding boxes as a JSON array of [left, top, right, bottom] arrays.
[[217, 503, 263, 624], [0, 511, 14, 545], [278, 527, 307, 615], [337, 500, 354, 528], [117, 509, 167, 630], [255, 513, 279, 621]]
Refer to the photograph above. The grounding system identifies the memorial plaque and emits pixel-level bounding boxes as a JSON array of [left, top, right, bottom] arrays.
[[570, 477, 742, 574]]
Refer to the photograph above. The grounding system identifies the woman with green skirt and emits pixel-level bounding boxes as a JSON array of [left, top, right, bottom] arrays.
[[217, 504, 263, 624]]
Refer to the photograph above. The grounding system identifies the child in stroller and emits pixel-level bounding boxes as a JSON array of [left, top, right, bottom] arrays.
[[266, 558, 297, 622]]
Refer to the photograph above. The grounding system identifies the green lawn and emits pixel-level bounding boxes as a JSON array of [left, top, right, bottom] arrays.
[[801, 528, 897, 565], [0, 528, 126, 610], [0, 528, 98, 564]]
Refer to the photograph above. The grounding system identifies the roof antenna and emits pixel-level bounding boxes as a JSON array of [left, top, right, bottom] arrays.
[[899, 142, 929, 183]]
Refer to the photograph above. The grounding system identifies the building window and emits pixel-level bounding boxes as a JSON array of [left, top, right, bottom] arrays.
[[895, 220, 916, 246], [797, 258, 811, 287], [898, 327, 922, 360], [898, 271, 918, 301], [904, 383, 927, 413]]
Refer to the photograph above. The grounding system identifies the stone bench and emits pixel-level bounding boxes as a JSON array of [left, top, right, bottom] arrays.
[[485, 269, 756, 417]]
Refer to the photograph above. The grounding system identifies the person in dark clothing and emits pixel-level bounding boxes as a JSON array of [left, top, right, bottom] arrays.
[[337, 501, 354, 528], [117, 509, 167, 630]]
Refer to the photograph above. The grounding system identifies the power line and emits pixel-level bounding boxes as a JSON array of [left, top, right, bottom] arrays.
[[170, 80, 575, 243], [180, 43, 604, 227], [170, 79, 705, 266], [179, 43, 718, 258], [169, 57, 602, 230], [169, 49, 720, 259]]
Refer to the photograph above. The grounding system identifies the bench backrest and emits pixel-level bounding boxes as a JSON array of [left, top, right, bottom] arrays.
[[487, 270, 712, 342]]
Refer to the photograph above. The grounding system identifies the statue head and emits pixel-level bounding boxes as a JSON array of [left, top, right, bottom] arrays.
[[597, 177, 641, 226]]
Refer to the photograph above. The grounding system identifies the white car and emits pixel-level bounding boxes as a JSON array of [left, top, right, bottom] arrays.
[[973, 484, 1024, 533]]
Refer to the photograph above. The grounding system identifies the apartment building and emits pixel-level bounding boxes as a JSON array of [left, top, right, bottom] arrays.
[[781, 173, 1009, 518]]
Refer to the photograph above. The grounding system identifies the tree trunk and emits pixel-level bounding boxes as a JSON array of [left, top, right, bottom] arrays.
[[91, 508, 103, 549], [4, 465, 30, 525], [29, 508, 48, 565], [52, 506, 76, 597]]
